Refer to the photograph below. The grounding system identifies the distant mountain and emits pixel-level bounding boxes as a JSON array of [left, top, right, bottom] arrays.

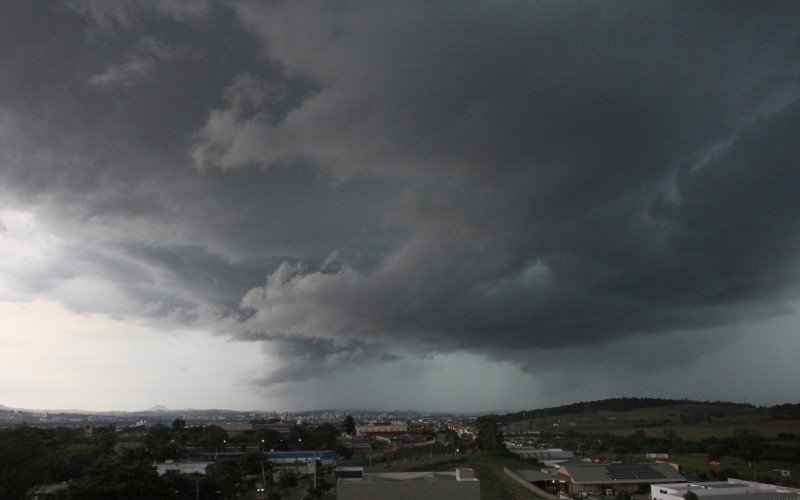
[[145, 405, 171, 412]]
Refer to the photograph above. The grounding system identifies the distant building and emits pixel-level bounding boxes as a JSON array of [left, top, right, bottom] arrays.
[[652, 479, 800, 500], [155, 461, 211, 475], [267, 450, 337, 461], [267, 450, 337, 473], [341, 441, 373, 457], [356, 422, 409, 437], [336, 467, 480, 500], [216, 422, 252, 436], [253, 420, 294, 437]]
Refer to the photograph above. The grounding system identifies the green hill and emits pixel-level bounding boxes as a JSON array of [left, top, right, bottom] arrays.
[[495, 398, 800, 439]]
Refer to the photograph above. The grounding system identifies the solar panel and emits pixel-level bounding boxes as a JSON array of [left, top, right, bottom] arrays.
[[606, 465, 665, 480]]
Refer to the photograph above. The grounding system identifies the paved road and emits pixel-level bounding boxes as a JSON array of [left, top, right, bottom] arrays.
[[243, 477, 308, 500], [286, 477, 311, 500]]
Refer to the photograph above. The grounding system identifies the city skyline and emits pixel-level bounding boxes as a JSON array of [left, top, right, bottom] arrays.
[[2, 1, 800, 412]]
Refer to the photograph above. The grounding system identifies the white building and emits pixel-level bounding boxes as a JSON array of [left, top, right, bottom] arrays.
[[155, 461, 211, 475], [652, 479, 800, 500], [336, 467, 480, 500], [356, 421, 408, 436]]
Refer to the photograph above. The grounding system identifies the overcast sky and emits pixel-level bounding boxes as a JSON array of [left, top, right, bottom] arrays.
[[1, 1, 800, 412]]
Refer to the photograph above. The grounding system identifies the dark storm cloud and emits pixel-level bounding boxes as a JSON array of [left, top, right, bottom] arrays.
[[251, 337, 401, 386], [2, 1, 800, 385], [229, 1, 800, 372]]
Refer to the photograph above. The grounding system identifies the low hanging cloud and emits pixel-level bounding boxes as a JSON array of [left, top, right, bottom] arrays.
[[2, 1, 800, 392], [252, 337, 402, 386]]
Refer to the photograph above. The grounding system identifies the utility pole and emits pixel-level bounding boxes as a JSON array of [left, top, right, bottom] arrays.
[[191, 477, 201, 500], [260, 459, 268, 500]]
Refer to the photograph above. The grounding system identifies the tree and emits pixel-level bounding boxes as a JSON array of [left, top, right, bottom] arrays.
[[684, 490, 699, 500], [336, 444, 353, 459], [143, 424, 182, 461], [59, 455, 168, 499], [254, 429, 283, 451], [290, 422, 338, 450], [475, 416, 505, 453], [0, 426, 51, 498], [239, 452, 268, 476], [344, 415, 356, 435], [663, 428, 681, 451], [199, 425, 229, 450], [277, 470, 298, 490], [92, 426, 117, 454], [732, 428, 762, 463], [206, 458, 244, 498], [616, 490, 631, 500], [59, 444, 101, 479], [308, 475, 332, 499]]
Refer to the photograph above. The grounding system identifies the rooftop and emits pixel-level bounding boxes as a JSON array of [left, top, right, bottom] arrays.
[[561, 462, 685, 484], [338, 468, 478, 484], [654, 479, 800, 497]]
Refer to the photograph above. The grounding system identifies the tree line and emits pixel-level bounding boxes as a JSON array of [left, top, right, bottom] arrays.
[[0, 419, 339, 499]]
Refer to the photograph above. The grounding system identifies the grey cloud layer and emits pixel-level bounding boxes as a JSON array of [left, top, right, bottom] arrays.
[[2, 1, 800, 386], [231, 2, 800, 354]]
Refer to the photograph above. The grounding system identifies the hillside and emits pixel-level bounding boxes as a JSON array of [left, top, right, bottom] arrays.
[[497, 398, 800, 439], [496, 398, 800, 486]]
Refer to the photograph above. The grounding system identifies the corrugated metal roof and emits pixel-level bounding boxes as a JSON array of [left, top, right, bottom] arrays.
[[562, 462, 685, 484]]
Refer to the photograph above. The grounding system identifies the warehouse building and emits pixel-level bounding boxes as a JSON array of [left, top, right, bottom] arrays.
[[557, 461, 686, 496], [336, 467, 480, 500], [651, 479, 800, 500]]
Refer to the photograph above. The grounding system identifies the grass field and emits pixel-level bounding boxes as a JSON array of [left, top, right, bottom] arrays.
[[668, 453, 798, 483], [504, 403, 800, 440], [595, 421, 800, 440]]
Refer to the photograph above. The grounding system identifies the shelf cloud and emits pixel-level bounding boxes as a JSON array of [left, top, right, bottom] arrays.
[[2, 1, 800, 406]]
